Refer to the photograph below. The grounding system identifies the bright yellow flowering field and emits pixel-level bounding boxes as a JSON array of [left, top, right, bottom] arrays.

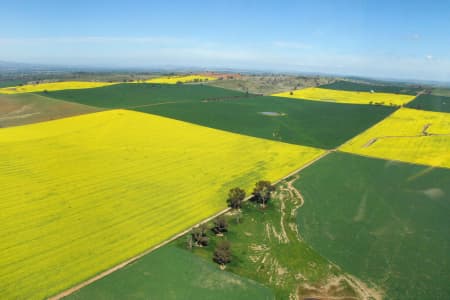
[[144, 74, 217, 84], [340, 108, 450, 168], [0, 81, 117, 94], [272, 87, 416, 106], [0, 109, 324, 299]]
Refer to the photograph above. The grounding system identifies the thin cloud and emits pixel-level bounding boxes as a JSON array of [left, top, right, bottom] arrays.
[[0, 36, 189, 45], [273, 41, 312, 50], [410, 33, 421, 40]]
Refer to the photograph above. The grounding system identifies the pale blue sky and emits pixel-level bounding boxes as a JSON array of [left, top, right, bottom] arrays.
[[1, 0, 449, 81]]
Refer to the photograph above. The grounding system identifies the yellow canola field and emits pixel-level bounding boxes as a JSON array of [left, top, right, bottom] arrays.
[[0, 81, 117, 94], [340, 108, 450, 168], [144, 74, 217, 84], [0, 109, 324, 299], [273, 87, 416, 106]]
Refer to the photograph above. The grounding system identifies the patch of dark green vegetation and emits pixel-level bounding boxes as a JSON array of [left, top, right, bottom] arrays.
[[320, 80, 421, 95], [0, 79, 28, 88], [295, 152, 450, 299], [66, 245, 274, 300], [406, 93, 450, 113], [42, 83, 247, 108], [136, 96, 395, 149]]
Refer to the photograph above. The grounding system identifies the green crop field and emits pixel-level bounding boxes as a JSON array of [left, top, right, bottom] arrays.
[[135, 96, 394, 149], [42, 83, 247, 108], [0, 80, 28, 88], [431, 87, 450, 97], [407, 94, 450, 113], [294, 152, 450, 299], [67, 246, 274, 300], [320, 80, 420, 95]]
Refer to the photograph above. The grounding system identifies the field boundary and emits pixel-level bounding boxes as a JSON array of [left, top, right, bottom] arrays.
[[48, 150, 332, 300], [336, 107, 400, 151]]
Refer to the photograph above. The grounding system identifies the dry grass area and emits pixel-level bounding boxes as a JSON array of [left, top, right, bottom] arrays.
[[0, 93, 102, 127], [207, 75, 332, 95]]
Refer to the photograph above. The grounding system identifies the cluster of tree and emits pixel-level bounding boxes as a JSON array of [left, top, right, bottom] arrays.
[[227, 187, 246, 209], [190, 215, 229, 248], [213, 240, 232, 268], [188, 180, 275, 269], [190, 224, 209, 247], [189, 218, 232, 268], [193, 78, 208, 82], [252, 180, 275, 208], [212, 216, 228, 235], [227, 181, 275, 209]]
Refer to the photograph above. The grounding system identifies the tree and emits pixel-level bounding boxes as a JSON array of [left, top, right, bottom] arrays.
[[191, 224, 209, 246], [227, 187, 246, 209], [212, 216, 228, 234], [252, 180, 275, 207], [235, 210, 242, 224], [213, 240, 232, 268], [186, 234, 193, 250]]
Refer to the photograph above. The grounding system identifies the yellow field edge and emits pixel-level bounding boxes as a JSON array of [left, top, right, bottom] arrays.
[[0, 81, 118, 94], [272, 87, 416, 106], [0, 75, 217, 94], [339, 107, 450, 168]]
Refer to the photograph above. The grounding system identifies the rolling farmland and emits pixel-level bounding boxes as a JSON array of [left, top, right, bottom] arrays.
[[294, 152, 450, 299], [0, 109, 324, 299], [137, 96, 394, 149], [42, 85, 395, 149], [272, 87, 416, 106], [340, 108, 450, 168], [0, 81, 117, 94], [0, 78, 448, 300], [1, 0, 448, 298]]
